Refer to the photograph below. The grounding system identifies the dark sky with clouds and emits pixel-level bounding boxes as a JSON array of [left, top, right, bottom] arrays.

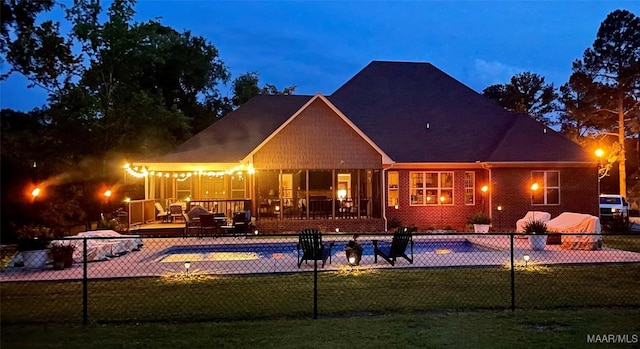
[[2, 1, 639, 111]]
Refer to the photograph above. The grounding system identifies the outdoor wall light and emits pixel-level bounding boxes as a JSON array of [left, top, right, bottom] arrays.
[[337, 189, 347, 200], [481, 185, 488, 193], [254, 230, 259, 235], [31, 187, 41, 199], [335, 228, 340, 233], [394, 204, 398, 210], [348, 256, 356, 265], [497, 205, 502, 211], [523, 254, 530, 267]]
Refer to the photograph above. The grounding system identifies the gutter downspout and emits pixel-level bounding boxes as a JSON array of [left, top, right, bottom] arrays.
[[481, 162, 492, 226]]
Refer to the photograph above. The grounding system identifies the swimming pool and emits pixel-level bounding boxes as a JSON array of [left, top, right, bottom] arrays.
[[159, 238, 490, 263]]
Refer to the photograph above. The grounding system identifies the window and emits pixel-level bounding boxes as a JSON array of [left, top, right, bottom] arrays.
[[201, 176, 225, 199], [464, 172, 475, 205], [531, 171, 560, 205], [176, 176, 192, 201], [387, 171, 398, 206], [410, 172, 453, 205], [231, 174, 246, 199]]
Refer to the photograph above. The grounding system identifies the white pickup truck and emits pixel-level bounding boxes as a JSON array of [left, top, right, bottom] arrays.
[[599, 194, 630, 227]]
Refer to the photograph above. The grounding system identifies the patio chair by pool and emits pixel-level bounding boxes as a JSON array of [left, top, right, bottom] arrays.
[[372, 227, 414, 266], [155, 202, 170, 223], [297, 229, 334, 268], [170, 204, 183, 223], [199, 214, 219, 237], [182, 213, 199, 237]]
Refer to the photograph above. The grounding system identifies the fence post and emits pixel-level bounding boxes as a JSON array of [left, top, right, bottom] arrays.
[[83, 237, 88, 325], [510, 233, 515, 312], [313, 247, 318, 320]]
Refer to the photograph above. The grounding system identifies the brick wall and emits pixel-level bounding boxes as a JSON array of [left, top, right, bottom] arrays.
[[384, 169, 489, 231], [491, 167, 598, 231], [384, 166, 598, 232], [255, 218, 385, 234]]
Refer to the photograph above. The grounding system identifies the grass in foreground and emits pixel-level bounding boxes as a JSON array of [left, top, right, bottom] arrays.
[[2, 264, 639, 325], [2, 308, 639, 349], [602, 234, 640, 252]]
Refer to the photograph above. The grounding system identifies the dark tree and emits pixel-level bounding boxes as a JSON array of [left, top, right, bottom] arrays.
[[231, 71, 296, 107], [564, 9, 640, 196], [482, 72, 558, 125]]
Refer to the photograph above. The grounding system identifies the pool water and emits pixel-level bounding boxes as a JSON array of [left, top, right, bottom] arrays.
[[160, 239, 489, 262]]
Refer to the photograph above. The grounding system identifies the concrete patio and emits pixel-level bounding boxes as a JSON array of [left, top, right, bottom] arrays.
[[1, 233, 639, 282]]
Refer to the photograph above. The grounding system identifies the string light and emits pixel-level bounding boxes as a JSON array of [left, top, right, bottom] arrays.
[[123, 163, 252, 180]]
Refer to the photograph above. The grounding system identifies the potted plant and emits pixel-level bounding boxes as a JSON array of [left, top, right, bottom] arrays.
[[468, 212, 491, 233], [344, 234, 363, 266], [16, 224, 52, 269], [50, 242, 76, 270], [522, 219, 548, 251]]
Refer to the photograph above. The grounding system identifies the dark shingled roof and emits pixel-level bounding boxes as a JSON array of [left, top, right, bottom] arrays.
[[329, 61, 589, 163], [144, 95, 313, 163], [144, 61, 590, 165]]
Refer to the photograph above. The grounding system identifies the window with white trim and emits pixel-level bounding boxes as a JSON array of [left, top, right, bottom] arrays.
[[387, 171, 399, 206], [410, 171, 453, 205], [464, 172, 475, 205], [531, 171, 560, 205]]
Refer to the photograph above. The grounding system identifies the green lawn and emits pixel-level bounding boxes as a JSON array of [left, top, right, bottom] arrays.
[[1, 235, 638, 347], [2, 308, 639, 349], [602, 234, 640, 252], [2, 264, 639, 324]]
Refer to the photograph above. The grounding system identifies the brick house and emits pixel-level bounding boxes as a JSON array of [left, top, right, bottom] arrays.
[[131, 61, 598, 233]]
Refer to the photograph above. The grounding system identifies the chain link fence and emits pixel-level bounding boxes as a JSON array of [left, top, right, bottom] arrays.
[[1, 231, 639, 325]]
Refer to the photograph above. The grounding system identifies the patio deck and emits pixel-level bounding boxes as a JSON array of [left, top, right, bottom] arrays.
[[1, 234, 639, 282]]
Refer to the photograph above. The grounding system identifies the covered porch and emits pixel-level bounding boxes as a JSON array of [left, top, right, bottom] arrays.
[[124, 164, 386, 234]]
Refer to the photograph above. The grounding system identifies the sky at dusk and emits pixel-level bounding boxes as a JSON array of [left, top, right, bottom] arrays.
[[1, 1, 639, 112]]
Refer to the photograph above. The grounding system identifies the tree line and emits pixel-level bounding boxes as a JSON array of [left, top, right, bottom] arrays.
[[481, 9, 639, 201], [0, 0, 293, 237], [0, 1, 638, 237]]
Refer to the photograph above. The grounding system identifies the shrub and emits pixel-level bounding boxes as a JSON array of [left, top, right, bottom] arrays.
[[467, 212, 491, 225], [522, 219, 547, 234]]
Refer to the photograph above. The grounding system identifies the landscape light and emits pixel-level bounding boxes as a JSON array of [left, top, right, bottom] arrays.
[[523, 254, 530, 267], [184, 261, 191, 276]]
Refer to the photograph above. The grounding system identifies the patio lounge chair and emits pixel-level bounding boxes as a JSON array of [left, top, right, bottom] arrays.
[[155, 202, 170, 223], [297, 229, 334, 268], [372, 227, 414, 266]]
